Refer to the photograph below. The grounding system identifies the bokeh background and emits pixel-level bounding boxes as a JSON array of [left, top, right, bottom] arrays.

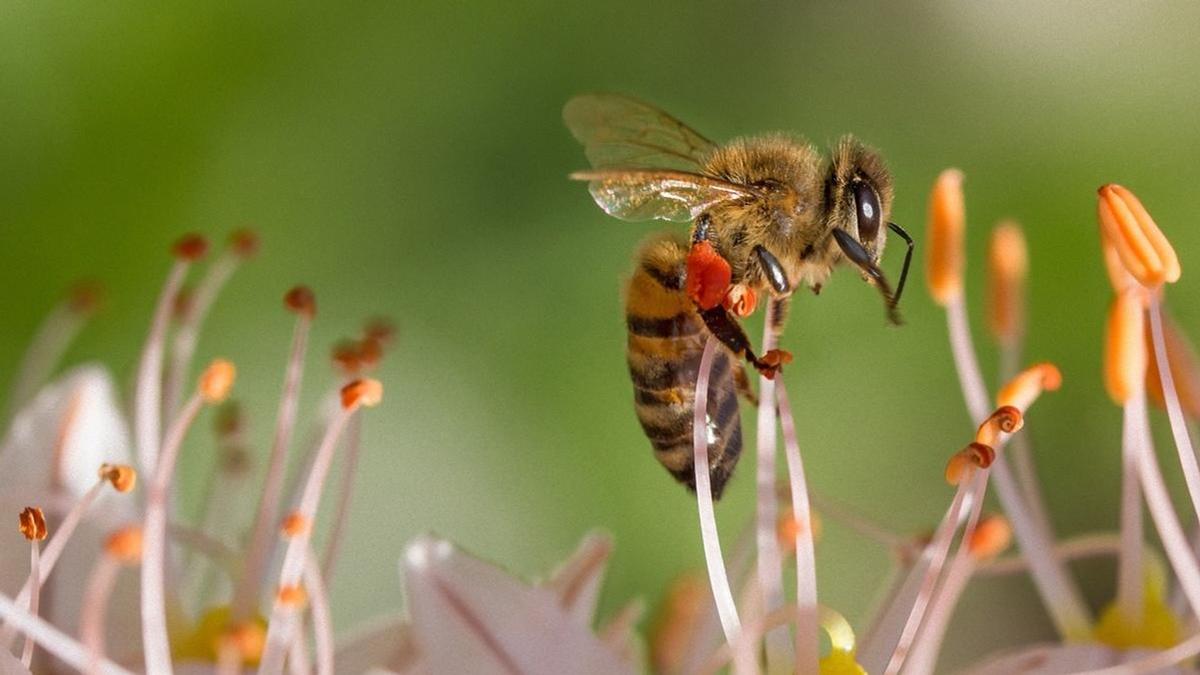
[[2, 2, 1200, 670]]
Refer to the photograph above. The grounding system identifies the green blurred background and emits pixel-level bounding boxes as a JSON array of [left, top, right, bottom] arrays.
[[2, 1, 1200, 669]]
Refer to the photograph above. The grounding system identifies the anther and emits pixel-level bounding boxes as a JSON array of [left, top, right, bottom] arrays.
[[996, 362, 1062, 412], [1102, 238, 1138, 295], [777, 509, 822, 551], [363, 317, 396, 347], [987, 222, 1027, 344], [975, 406, 1024, 447], [172, 233, 210, 261], [98, 464, 138, 493], [284, 285, 317, 318], [215, 401, 245, 439], [332, 339, 363, 375], [280, 512, 311, 538], [277, 584, 308, 608], [224, 621, 267, 662], [945, 443, 996, 485], [1105, 289, 1148, 405], [967, 514, 1013, 561], [1097, 184, 1181, 287], [926, 169, 965, 306], [105, 526, 143, 564], [17, 507, 47, 541], [357, 337, 384, 370], [200, 359, 237, 404], [67, 280, 105, 315], [340, 378, 384, 410], [228, 228, 261, 259]]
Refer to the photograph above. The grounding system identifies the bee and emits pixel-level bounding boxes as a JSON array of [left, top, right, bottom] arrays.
[[564, 94, 913, 498]]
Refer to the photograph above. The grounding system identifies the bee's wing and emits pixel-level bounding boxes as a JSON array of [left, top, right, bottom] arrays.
[[570, 169, 759, 223], [564, 94, 718, 171]]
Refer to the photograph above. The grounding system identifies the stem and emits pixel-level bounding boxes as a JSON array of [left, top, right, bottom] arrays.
[[0, 591, 134, 675], [756, 298, 789, 673], [305, 549, 335, 675], [1117, 397, 1145, 623], [321, 413, 363, 580], [900, 554, 976, 675], [775, 379, 819, 675], [134, 260, 189, 475]]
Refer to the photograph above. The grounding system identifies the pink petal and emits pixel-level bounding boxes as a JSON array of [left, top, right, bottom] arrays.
[[541, 531, 612, 625], [402, 535, 633, 675], [333, 615, 424, 674], [964, 642, 1199, 674]]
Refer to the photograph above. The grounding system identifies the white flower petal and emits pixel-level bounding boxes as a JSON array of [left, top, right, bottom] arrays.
[[541, 531, 612, 625], [962, 642, 1200, 674], [402, 535, 634, 675]]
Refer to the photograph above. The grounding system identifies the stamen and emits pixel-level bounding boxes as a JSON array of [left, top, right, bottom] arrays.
[[82, 527, 142, 675], [141, 359, 236, 675], [926, 168, 965, 306], [755, 298, 789, 672], [996, 363, 1062, 412], [0, 590, 135, 675], [257, 379, 381, 675], [233, 286, 315, 620], [304, 549, 334, 675], [3, 280, 103, 425], [1097, 184, 1180, 287], [1103, 237, 1138, 294], [967, 515, 1013, 560], [1106, 290, 1150, 405], [775, 378, 820, 674], [974, 406, 1023, 447], [1145, 310, 1200, 419], [98, 463, 137, 493], [986, 221, 1027, 348], [135, 233, 207, 474], [649, 574, 707, 675], [19, 507, 46, 668], [945, 443, 996, 485], [978, 533, 1124, 577], [320, 413, 362, 579], [281, 512, 311, 537], [17, 506, 47, 541]]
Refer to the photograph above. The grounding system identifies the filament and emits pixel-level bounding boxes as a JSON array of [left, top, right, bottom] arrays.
[[134, 258, 190, 475], [81, 557, 122, 675], [1148, 296, 1200, 522], [755, 297, 789, 671], [0, 590, 134, 675], [1117, 397, 1146, 624], [21, 540, 41, 667]]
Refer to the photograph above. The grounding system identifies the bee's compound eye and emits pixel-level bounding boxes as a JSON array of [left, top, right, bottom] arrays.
[[853, 182, 881, 243]]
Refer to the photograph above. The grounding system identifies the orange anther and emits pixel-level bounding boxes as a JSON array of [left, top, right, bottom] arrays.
[[1105, 290, 1148, 405], [284, 286, 317, 318], [172, 234, 210, 261], [926, 169, 965, 305], [685, 240, 733, 310], [280, 512, 311, 537], [945, 443, 996, 485], [106, 526, 143, 564], [224, 621, 266, 662], [99, 463, 138, 493], [228, 229, 260, 258], [341, 378, 384, 410], [277, 585, 308, 608], [975, 406, 1024, 447], [18, 507, 47, 541], [200, 359, 237, 404], [968, 515, 1013, 560], [332, 339, 363, 374], [987, 222, 1027, 345], [997, 363, 1062, 412], [777, 509, 823, 552], [1097, 184, 1180, 287]]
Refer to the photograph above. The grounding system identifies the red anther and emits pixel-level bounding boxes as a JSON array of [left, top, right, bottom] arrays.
[[67, 280, 105, 315], [172, 286, 195, 320], [332, 339, 363, 374], [685, 241, 733, 310], [363, 317, 396, 346], [172, 234, 210, 261], [228, 229, 260, 258], [284, 285, 317, 318], [358, 337, 383, 369], [723, 284, 758, 318]]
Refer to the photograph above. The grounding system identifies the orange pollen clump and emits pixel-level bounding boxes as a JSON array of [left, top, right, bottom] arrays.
[[280, 512, 311, 537], [172, 234, 210, 261], [945, 443, 996, 485], [968, 515, 1013, 560], [1097, 184, 1181, 288], [224, 622, 267, 661], [200, 359, 237, 404], [228, 228, 261, 258], [106, 526, 143, 564], [277, 585, 308, 608], [926, 168, 966, 306], [284, 285, 317, 318], [1105, 289, 1149, 405], [975, 405, 1024, 447], [986, 222, 1028, 343], [996, 362, 1062, 412], [685, 240, 733, 310], [341, 378, 384, 410], [99, 463, 138, 493], [18, 507, 47, 541], [723, 284, 758, 318]]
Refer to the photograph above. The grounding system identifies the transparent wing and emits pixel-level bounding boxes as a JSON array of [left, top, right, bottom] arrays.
[[563, 94, 718, 171], [571, 169, 758, 222]]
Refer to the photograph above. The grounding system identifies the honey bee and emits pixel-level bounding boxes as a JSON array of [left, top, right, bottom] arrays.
[[564, 94, 912, 498]]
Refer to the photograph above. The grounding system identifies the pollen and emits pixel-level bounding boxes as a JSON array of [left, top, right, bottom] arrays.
[[284, 285, 317, 318], [277, 584, 308, 608], [228, 228, 261, 258], [105, 526, 143, 564], [986, 222, 1027, 344], [200, 359, 237, 404], [925, 169, 965, 306], [685, 240, 733, 310], [996, 362, 1062, 412], [1105, 289, 1148, 405], [280, 512, 310, 537], [945, 443, 996, 485], [1097, 184, 1181, 287], [172, 233, 210, 261], [341, 378, 384, 410], [99, 463, 138, 493], [975, 406, 1024, 447], [17, 507, 47, 541], [967, 514, 1012, 560]]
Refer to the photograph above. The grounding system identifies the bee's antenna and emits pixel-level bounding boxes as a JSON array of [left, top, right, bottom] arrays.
[[887, 222, 914, 307], [832, 229, 903, 326]]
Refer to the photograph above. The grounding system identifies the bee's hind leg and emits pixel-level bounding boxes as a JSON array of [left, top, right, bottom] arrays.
[[698, 306, 792, 380], [733, 361, 759, 406]]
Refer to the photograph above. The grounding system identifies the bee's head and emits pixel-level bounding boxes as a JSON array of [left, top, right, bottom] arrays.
[[824, 136, 910, 325]]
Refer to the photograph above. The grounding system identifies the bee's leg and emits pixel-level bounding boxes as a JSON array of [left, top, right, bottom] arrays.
[[733, 361, 759, 406], [698, 306, 792, 379]]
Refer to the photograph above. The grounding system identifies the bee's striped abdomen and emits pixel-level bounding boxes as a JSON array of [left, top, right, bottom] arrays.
[[625, 232, 744, 499]]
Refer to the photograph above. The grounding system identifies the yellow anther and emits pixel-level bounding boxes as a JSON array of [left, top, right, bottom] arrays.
[[200, 359, 236, 404], [925, 169, 966, 306], [648, 574, 707, 675], [99, 463, 138, 493], [18, 507, 47, 541], [986, 221, 1028, 345], [341, 378, 384, 410], [1097, 184, 1181, 288]]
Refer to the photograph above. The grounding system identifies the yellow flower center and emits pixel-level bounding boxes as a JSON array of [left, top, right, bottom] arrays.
[[1094, 575, 1181, 650], [172, 605, 268, 666]]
